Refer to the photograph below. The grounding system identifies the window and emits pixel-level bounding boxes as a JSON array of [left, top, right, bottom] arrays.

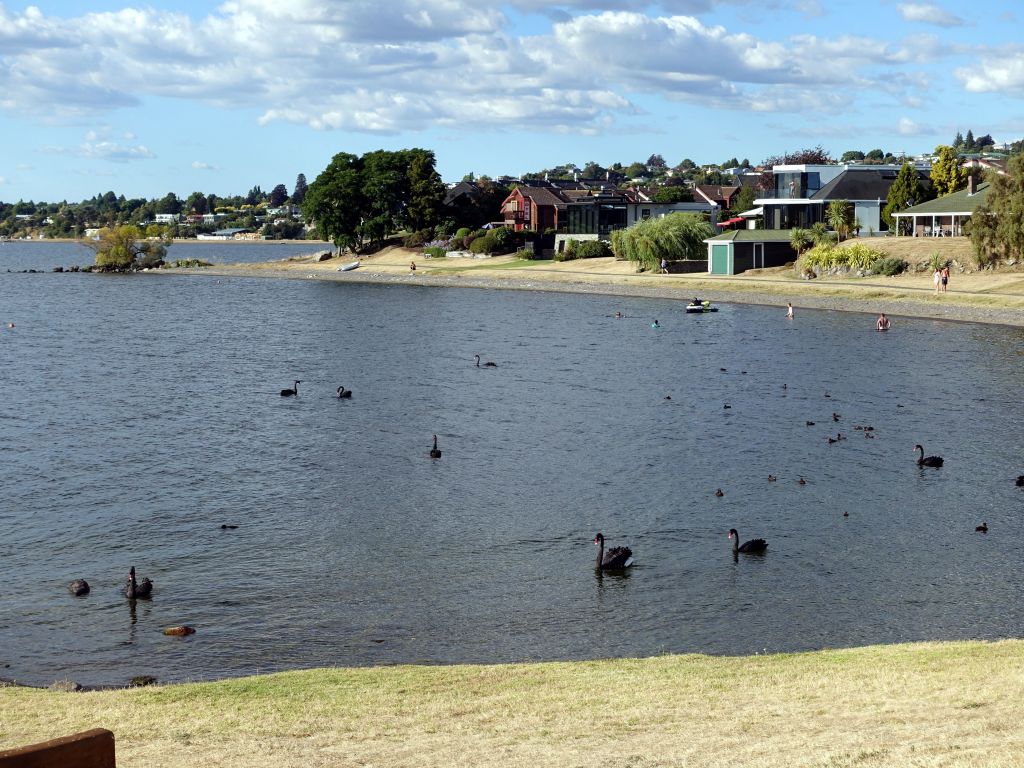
[[641, 208, 651, 220]]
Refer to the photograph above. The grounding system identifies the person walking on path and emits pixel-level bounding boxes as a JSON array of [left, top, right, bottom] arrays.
[[660, 258, 668, 274], [786, 303, 794, 319], [941, 265, 949, 293]]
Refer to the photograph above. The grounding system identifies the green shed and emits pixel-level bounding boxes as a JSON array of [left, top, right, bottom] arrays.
[[704, 230, 797, 275]]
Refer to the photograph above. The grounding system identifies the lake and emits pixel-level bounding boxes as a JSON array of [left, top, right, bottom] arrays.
[[1, 244, 1023, 687]]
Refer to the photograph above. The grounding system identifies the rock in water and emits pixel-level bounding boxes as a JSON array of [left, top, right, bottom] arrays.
[[129, 675, 158, 687], [162, 626, 196, 636], [68, 579, 90, 596]]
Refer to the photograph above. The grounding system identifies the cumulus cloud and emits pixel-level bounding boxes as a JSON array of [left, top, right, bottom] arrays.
[[957, 53, 1024, 94], [0, 2, 941, 134], [897, 117, 933, 135], [192, 161, 220, 170], [897, 3, 965, 28], [40, 134, 156, 162]]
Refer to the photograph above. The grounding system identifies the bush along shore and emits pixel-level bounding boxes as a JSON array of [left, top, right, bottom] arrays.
[[3, 640, 1024, 768]]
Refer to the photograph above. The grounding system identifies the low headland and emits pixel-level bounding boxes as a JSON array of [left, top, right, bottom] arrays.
[[3, 640, 1023, 767], [161, 238, 1024, 328]]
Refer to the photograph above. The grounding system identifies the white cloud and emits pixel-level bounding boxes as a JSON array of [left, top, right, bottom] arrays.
[[957, 53, 1024, 95], [192, 161, 220, 170], [897, 3, 965, 28], [0, 176, 6, 185], [897, 117, 932, 135]]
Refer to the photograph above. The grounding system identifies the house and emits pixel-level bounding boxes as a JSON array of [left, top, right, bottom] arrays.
[[155, 213, 181, 224], [694, 185, 741, 210], [755, 163, 931, 234], [703, 230, 797, 275], [196, 227, 250, 240], [890, 176, 990, 237], [500, 185, 570, 232]]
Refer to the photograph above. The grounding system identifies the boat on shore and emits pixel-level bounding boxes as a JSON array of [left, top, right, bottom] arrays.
[[338, 261, 360, 272], [685, 299, 718, 313]]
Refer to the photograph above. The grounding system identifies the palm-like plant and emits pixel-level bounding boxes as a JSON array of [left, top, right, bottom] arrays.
[[790, 227, 813, 258], [826, 200, 853, 242]]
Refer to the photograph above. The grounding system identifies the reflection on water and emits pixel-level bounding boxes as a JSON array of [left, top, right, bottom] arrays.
[[1, 271, 1023, 686]]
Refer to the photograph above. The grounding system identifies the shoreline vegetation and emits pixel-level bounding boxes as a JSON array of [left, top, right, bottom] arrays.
[[159, 244, 1024, 328], [3, 640, 1024, 766]]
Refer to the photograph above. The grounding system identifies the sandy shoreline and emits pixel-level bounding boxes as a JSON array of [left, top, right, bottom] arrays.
[[156, 247, 1024, 328]]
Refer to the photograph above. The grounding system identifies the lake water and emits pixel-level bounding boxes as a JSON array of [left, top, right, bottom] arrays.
[[1, 243, 1023, 687]]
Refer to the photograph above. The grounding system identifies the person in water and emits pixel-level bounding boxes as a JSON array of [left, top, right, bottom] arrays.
[[876, 313, 890, 331], [652, 319, 660, 328], [787, 303, 794, 319]]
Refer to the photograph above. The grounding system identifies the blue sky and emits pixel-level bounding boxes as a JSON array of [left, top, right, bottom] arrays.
[[1, 0, 1022, 202]]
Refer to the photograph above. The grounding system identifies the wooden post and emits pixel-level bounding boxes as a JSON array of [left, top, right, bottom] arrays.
[[0, 728, 115, 768]]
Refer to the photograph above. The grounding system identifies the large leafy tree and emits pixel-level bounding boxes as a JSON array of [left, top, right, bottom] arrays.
[[359, 149, 411, 244], [302, 152, 365, 251], [970, 154, 1024, 266], [185, 191, 209, 215], [90, 225, 169, 271], [930, 145, 968, 197], [882, 163, 921, 232], [610, 212, 713, 271], [268, 184, 289, 207], [405, 149, 445, 233]]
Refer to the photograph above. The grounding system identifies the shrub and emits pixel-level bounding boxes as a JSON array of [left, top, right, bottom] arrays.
[[402, 229, 432, 248], [872, 257, 907, 276], [469, 234, 496, 254], [577, 240, 613, 258], [555, 240, 580, 261], [475, 228, 489, 239], [454, 227, 471, 240], [490, 227, 513, 251], [423, 246, 446, 259]]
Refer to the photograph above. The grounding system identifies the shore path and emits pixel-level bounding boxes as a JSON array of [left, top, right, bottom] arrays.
[[162, 247, 1024, 327]]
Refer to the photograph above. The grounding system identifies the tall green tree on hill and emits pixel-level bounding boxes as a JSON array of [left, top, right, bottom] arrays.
[[360, 150, 411, 244], [930, 145, 968, 197], [882, 163, 921, 233], [268, 184, 289, 207], [292, 173, 308, 204], [970, 154, 1024, 266], [405, 149, 445, 233]]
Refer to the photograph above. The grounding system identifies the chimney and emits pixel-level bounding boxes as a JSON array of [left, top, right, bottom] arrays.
[[967, 174, 977, 195]]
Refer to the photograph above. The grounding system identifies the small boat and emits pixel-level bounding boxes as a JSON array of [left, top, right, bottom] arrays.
[[685, 300, 718, 313], [338, 261, 360, 272]]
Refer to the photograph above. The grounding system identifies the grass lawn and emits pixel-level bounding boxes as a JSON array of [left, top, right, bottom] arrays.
[[3, 640, 1024, 767]]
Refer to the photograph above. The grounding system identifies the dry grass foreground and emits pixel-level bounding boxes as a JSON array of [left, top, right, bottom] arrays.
[[3, 640, 1024, 767], [185, 240, 1024, 327]]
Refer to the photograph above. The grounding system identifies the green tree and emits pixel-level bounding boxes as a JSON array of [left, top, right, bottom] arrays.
[[90, 225, 169, 271], [865, 149, 885, 162], [611, 212, 713, 271], [953, 131, 964, 149], [185, 191, 209, 215], [790, 227, 813, 257], [841, 150, 865, 162], [268, 184, 289, 207], [623, 162, 648, 179], [964, 129, 975, 151], [154, 192, 182, 215], [582, 161, 606, 179], [730, 184, 757, 215], [970, 154, 1024, 266], [826, 199, 853, 241], [302, 151, 366, 252], [405, 149, 446, 233], [652, 187, 693, 204], [359, 150, 410, 244], [291, 173, 308, 204], [882, 163, 922, 232], [930, 145, 968, 197]]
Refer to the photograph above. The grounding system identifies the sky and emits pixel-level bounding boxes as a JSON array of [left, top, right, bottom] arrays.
[[1, 0, 1023, 202]]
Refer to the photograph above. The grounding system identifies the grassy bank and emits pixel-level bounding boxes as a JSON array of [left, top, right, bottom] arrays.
[[4, 640, 1024, 767]]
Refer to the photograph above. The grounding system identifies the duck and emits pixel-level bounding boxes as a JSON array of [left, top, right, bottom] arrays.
[[593, 532, 633, 569], [832, 412, 841, 422], [474, 355, 497, 368], [67, 579, 90, 596], [280, 380, 301, 397], [976, 522, 988, 533], [798, 476, 807, 485], [914, 444, 944, 467], [124, 566, 153, 599], [729, 529, 768, 554], [827, 436, 837, 444], [715, 488, 724, 497], [336, 385, 352, 399], [805, 421, 815, 426], [429, 434, 442, 459]]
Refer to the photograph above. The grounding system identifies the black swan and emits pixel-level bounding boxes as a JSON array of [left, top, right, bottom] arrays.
[[474, 355, 497, 368], [336, 385, 352, 399], [67, 579, 90, 596], [914, 444, 944, 467], [1016, 475, 1024, 487], [594, 532, 633, 569], [976, 522, 988, 533], [280, 380, 301, 397], [729, 528, 768, 554], [429, 434, 442, 459], [715, 488, 724, 497], [124, 566, 153, 599]]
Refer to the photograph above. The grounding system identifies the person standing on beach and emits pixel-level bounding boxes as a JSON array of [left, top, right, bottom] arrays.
[[786, 303, 794, 319], [941, 265, 949, 293], [933, 268, 941, 294], [410, 261, 417, 273], [660, 258, 668, 274]]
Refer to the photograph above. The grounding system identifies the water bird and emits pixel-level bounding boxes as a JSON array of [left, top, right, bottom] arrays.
[[833, 412, 840, 422], [593, 532, 633, 569], [1016, 475, 1024, 487], [798, 477, 807, 485], [914, 444, 944, 467], [664, 395, 672, 400], [976, 522, 988, 533], [336, 385, 352, 399], [715, 489, 724, 497], [429, 434, 442, 459], [729, 529, 768, 554], [720, 368, 727, 372], [827, 436, 837, 444], [474, 355, 497, 368], [723, 404, 731, 409], [824, 391, 831, 398], [280, 380, 301, 397], [124, 566, 153, 599], [67, 579, 90, 596], [767, 475, 777, 482], [843, 511, 849, 517], [220, 524, 238, 530], [806, 421, 815, 426]]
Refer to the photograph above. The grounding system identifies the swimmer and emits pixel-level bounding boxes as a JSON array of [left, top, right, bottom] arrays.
[[786, 303, 794, 319], [651, 319, 660, 328], [876, 312, 890, 331], [614, 311, 623, 318]]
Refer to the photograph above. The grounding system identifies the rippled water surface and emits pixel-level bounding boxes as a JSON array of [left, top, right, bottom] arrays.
[[1, 249, 1023, 687]]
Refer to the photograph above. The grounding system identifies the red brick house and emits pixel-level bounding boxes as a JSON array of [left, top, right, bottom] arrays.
[[500, 185, 570, 232]]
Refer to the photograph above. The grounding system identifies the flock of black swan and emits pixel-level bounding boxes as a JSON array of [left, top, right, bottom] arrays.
[[68, 566, 152, 599]]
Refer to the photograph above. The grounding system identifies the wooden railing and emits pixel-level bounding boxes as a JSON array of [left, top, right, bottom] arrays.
[[0, 729, 115, 768]]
